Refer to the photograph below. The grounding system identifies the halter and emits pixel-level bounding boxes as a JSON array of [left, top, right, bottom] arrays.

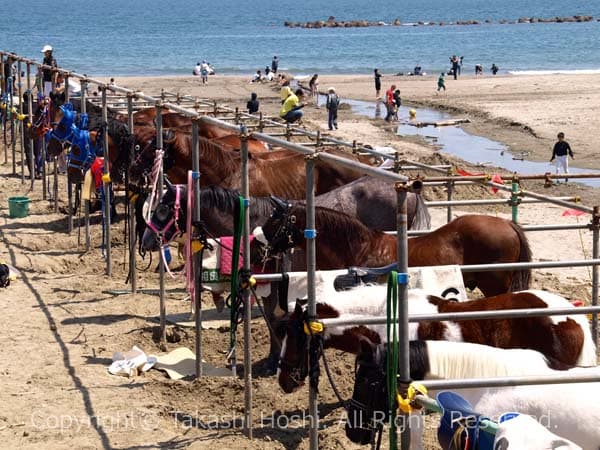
[[146, 184, 183, 245], [264, 202, 302, 258]]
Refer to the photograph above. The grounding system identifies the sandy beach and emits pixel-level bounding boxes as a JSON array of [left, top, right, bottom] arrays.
[[0, 71, 598, 449]]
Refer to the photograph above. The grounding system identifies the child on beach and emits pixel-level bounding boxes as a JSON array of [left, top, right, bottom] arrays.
[[393, 89, 401, 121], [247, 92, 259, 114], [325, 87, 339, 130], [374, 68, 382, 99], [437, 73, 446, 92], [550, 132, 574, 181]]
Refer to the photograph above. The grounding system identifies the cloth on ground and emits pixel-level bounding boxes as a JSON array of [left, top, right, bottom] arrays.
[[108, 345, 157, 377]]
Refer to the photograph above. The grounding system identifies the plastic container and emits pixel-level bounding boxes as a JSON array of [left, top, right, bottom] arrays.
[[8, 196, 31, 218]]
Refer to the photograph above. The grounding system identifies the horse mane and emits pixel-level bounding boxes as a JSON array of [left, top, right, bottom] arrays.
[[197, 135, 238, 168], [199, 185, 275, 219], [293, 204, 379, 241], [423, 340, 554, 379]]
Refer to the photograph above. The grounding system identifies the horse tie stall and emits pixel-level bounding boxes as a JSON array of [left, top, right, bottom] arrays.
[[4, 49, 600, 449]]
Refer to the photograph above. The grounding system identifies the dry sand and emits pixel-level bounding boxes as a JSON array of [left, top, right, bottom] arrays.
[[0, 72, 598, 449]]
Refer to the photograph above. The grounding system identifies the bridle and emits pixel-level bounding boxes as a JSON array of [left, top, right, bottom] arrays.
[[347, 352, 388, 448], [278, 313, 310, 388], [264, 202, 302, 258], [145, 184, 183, 247]]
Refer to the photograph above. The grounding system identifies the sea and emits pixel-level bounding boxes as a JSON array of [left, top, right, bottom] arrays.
[[3, 0, 600, 77]]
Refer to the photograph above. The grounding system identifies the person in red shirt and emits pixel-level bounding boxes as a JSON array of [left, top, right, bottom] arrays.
[[385, 84, 396, 122]]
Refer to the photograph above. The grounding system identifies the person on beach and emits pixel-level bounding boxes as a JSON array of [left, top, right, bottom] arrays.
[[2, 55, 15, 96], [271, 56, 279, 74], [475, 64, 483, 76], [374, 68, 382, 98], [384, 84, 396, 122], [251, 70, 263, 83], [550, 132, 574, 181], [40, 45, 57, 97], [491, 63, 499, 75], [193, 62, 202, 76], [437, 73, 446, 93], [247, 92, 259, 114], [450, 55, 459, 80], [325, 87, 339, 130], [280, 84, 292, 104], [264, 66, 274, 81], [393, 89, 401, 121], [279, 88, 304, 124], [200, 61, 210, 84], [309, 74, 319, 106], [459, 56, 464, 75]]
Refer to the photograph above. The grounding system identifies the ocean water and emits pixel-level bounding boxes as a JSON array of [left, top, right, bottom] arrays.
[[3, 0, 600, 76]]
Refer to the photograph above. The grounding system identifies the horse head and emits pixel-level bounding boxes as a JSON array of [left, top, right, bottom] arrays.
[[141, 181, 187, 251], [346, 337, 389, 445], [129, 127, 176, 186], [277, 300, 310, 393], [262, 198, 303, 257]]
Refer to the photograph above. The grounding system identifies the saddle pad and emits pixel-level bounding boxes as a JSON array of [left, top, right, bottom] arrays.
[[494, 413, 581, 450], [437, 391, 495, 450], [219, 235, 255, 276]]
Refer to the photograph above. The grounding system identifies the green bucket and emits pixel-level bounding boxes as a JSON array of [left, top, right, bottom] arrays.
[[8, 196, 31, 218]]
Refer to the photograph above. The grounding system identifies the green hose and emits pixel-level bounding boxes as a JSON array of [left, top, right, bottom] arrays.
[[387, 271, 399, 449]]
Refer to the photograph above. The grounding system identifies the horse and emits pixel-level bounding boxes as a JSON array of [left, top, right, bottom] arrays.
[[347, 338, 600, 449], [277, 286, 596, 393], [129, 129, 365, 198], [261, 202, 532, 297]]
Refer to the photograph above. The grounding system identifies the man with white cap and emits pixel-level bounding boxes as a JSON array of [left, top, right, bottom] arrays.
[[40, 45, 57, 97]]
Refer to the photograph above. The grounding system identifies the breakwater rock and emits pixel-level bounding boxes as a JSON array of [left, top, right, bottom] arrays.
[[284, 15, 595, 29]]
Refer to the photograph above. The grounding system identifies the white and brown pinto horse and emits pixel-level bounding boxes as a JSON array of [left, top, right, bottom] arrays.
[[277, 287, 596, 393], [347, 339, 600, 449]]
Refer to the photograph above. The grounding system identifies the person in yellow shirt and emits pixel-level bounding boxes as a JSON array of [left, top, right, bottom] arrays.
[[279, 88, 305, 123]]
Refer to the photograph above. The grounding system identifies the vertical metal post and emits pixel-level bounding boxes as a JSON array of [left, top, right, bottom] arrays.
[[102, 86, 112, 276], [240, 125, 253, 438], [0, 54, 5, 166], [64, 75, 69, 103], [305, 153, 318, 450], [66, 73, 73, 234], [446, 168, 453, 223], [156, 102, 166, 345], [395, 183, 410, 450], [592, 206, 600, 345], [17, 60, 24, 183], [127, 94, 137, 294], [26, 63, 34, 186], [511, 179, 519, 223], [81, 81, 91, 251], [192, 118, 202, 376], [53, 157, 58, 212]]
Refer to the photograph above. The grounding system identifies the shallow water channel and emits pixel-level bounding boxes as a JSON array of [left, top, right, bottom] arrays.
[[342, 98, 600, 188]]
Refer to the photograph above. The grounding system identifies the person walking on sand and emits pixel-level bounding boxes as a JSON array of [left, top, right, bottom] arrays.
[[450, 55, 459, 80], [437, 73, 446, 93], [325, 87, 340, 130], [374, 68, 382, 99], [200, 60, 210, 85], [309, 74, 319, 107], [271, 56, 279, 74], [393, 89, 401, 121], [550, 132, 574, 182], [384, 84, 396, 122], [491, 63, 499, 75]]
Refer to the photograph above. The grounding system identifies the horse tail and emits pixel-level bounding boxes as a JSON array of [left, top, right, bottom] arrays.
[[509, 221, 532, 291]]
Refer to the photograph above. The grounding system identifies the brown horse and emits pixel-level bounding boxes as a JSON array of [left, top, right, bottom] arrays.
[[261, 203, 532, 297], [130, 129, 365, 198]]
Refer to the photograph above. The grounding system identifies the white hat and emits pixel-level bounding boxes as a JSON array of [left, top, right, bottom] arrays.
[[41, 45, 53, 53], [328, 87, 335, 92]]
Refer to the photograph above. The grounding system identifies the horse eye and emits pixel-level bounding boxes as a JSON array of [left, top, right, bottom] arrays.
[[155, 205, 170, 222]]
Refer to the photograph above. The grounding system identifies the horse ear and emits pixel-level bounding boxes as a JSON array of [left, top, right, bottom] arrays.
[[270, 195, 289, 213], [357, 335, 376, 360], [293, 300, 304, 315]]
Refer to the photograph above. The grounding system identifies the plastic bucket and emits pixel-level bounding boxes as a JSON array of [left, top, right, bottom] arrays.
[[8, 196, 31, 218]]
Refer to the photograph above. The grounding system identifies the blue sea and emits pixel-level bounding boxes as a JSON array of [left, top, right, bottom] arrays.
[[4, 0, 600, 76]]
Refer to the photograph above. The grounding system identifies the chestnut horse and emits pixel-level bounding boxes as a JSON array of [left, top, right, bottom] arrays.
[[277, 287, 596, 393], [129, 129, 365, 198], [261, 203, 532, 296]]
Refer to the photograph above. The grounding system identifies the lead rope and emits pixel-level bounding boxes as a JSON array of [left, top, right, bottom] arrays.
[[386, 271, 399, 450]]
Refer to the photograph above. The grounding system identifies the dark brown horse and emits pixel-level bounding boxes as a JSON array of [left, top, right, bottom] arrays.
[[130, 129, 365, 198], [261, 203, 532, 297]]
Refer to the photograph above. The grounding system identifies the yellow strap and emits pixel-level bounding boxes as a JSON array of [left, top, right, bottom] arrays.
[[303, 320, 324, 335], [397, 382, 428, 413], [191, 239, 204, 254], [101, 173, 111, 184]]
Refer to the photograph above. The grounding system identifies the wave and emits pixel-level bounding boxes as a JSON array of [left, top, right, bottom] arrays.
[[508, 69, 600, 75]]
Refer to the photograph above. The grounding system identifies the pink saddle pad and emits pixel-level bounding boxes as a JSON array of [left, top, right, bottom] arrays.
[[219, 235, 255, 276]]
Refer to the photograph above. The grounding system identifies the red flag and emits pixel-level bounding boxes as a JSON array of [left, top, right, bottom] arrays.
[[490, 173, 504, 194], [562, 209, 586, 217]]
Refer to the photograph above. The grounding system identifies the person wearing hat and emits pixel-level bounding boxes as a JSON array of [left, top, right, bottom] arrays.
[[325, 87, 340, 130], [279, 88, 304, 124], [40, 45, 57, 97]]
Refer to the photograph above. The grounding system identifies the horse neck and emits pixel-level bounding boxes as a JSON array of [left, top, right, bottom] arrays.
[[416, 340, 555, 381], [197, 137, 239, 186]]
